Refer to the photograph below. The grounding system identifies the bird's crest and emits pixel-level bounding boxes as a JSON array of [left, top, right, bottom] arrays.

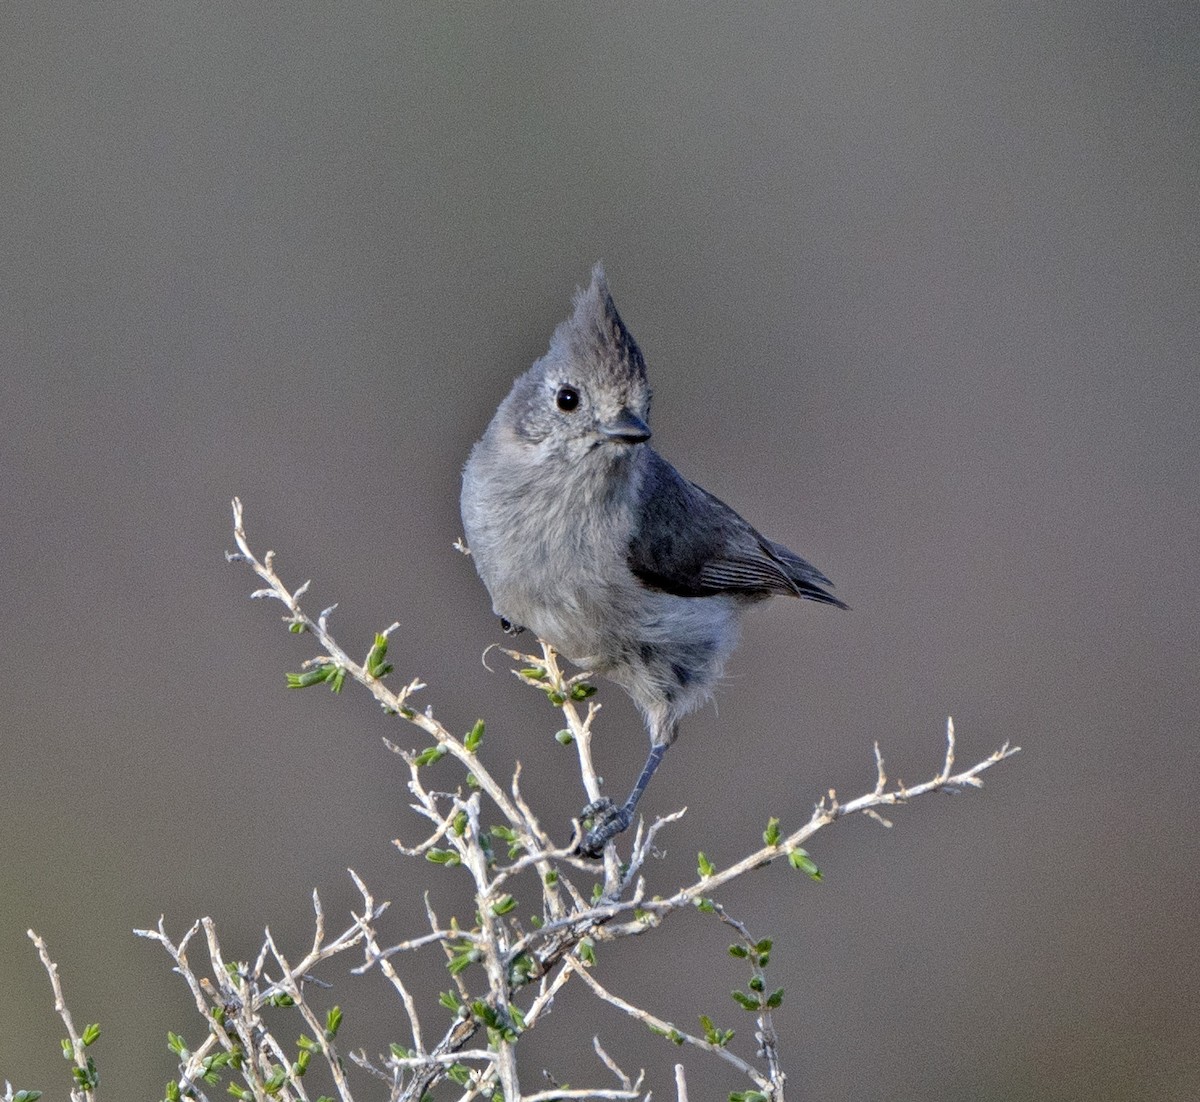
[[544, 263, 648, 391]]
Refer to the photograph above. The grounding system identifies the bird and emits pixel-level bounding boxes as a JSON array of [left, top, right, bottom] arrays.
[[460, 265, 845, 856]]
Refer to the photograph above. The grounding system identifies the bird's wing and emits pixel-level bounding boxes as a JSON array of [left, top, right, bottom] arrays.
[[627, 451, 847, 608]]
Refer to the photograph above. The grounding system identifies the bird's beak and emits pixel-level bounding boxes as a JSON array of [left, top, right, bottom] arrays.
[[599, 408, 651, 444]]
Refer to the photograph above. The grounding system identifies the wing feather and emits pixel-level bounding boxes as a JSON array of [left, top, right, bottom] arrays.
[[627, 452, 847, 608]]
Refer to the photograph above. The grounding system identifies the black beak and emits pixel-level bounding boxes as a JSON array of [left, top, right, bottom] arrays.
[[599, 408, 651, 444]]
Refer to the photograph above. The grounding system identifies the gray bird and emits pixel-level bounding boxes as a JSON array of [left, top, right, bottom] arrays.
[[461, 265, 845, 856]]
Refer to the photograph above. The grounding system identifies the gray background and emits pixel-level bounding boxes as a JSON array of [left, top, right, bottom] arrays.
[[3, 3, 1198, 1099]]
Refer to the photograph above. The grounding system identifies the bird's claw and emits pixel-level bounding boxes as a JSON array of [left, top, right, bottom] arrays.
[[575, 798, 631, 858]]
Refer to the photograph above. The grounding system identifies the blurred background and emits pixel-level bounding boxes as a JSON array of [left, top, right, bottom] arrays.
[[2, 3, 1197, 1099]]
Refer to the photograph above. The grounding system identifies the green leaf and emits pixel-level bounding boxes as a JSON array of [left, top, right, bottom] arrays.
[[554, 728, 574, 745], [731, 990, 760, 1011], [700, 1014, 735, 1047], [324, 1006, 343, 1039], [366, 633, 390, 677], [569, 682, 597, 700], [452, 811, 468, 836], [763, 816, 781, 846], [14, 1092, 44, 1102], [543, 868, 558, 887], [81, 1023, 101, 1046], [697, 851, 715, 879], [766, 987, 785, 1008], [438, 990, 462, 1012], [286, 665, 335, 689], [491, 894, 517, 916], [728, 944, 749, 958], [578, 938, 596, 965], [519, 667, 546, 681], [749, 974, 764, 992], [788, 848, 822, 880], [167, 1031, 187, 1056], [546, 690, 566, 705], [464, 719, 485, 752], [415, 745, 447, 766], [448, 1063, 472, 1086], [695, 897, 716, 913], [650, 1024, 686, 1045]]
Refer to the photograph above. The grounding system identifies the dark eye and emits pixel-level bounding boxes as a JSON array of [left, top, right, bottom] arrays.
[[556, 386, 580, 412]]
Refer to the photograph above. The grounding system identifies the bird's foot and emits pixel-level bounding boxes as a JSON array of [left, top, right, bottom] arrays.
[[575, 798, 632, 859]]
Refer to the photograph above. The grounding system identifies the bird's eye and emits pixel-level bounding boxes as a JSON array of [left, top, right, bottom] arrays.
[[556, 386, 581, 412]]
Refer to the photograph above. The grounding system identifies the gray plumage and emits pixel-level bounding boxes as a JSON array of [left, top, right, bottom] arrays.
[[461, 265, 845, 855]]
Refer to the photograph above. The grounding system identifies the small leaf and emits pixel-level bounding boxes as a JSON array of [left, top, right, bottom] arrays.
[[81, 1023, 101, 1046], [763, 816, 781, 846], [555, 728, 574, 745], [749, 974, 764, 992], [464, 719, 485, 752], [766, 987, 785, 1008], [366, 633, 389, 677], [491, 894, 517, 916], [519, 667, 546, 681], [414, 745, 447, 766], [286, 665, 335, 689], [569, 682, 597, 700], [578, 938, 596, 965], [697, 851, 715, 879], [728, 944, 749, 958], [425, 848, 461, 867], [438, 990, 462, 1012], [324, 1005, 342, 1039], [731, 990, 760, 1011], [788, 848, 822, 880]]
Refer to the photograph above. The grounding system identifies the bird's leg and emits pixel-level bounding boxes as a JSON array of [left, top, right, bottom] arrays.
[[577, 742, 669, 858]]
